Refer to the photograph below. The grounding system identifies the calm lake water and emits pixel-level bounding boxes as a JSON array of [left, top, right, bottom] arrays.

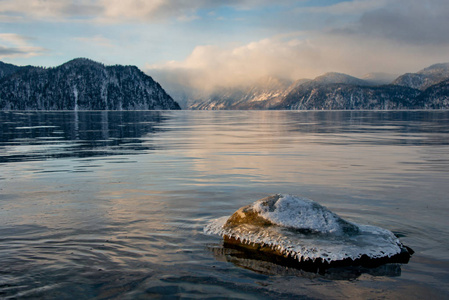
[[1, 110, 449, 299]]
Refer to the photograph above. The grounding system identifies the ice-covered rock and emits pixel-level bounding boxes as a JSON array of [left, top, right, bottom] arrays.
[[204, 194, 413, 267]]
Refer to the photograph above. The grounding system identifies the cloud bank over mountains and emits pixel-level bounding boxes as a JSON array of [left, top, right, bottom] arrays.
[[1, 0, 448, 96], [147, 0, 449, 94]]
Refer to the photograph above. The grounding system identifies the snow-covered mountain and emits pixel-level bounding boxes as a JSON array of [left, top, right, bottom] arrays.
[[415, 79, 449, 109], [271, 65, 449, 110], [275, 83, 420, 110], [188, 76, 293, 110], [311, 72, 369, 86], [0, 58, 181, 110], [361, 72, 398, 85], [180, 62, 449, 110], [392, 63, 449, 90]]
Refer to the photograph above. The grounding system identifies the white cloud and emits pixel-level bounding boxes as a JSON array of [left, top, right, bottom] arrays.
[[149, 35, 315, 91], [0, 33, 46, 58]]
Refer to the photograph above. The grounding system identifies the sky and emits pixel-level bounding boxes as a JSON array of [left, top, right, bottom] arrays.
[[1, 0, 449, 93]]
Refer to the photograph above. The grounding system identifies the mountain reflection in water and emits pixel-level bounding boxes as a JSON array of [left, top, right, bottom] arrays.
[[0, 111, 169, 163]]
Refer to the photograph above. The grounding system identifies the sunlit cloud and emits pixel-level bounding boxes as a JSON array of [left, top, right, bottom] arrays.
[[148, 29, 449, 95], [1, 0, 448, 88], [145, 0, 449, 97], [148, 34, 316, 92]]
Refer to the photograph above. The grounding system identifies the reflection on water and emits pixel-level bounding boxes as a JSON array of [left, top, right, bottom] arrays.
[[0, 111, 168, 162], [1, 110, 449, 299], [208, 243, 403, 279]]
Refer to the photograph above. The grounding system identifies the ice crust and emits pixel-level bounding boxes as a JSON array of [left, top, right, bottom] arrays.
[[204, 194, 404, 263], [253, 194, 353, 234]]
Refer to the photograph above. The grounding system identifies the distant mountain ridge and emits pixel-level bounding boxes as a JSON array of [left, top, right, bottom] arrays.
[[0, 58, 181, 110], [392, 63, 449, 91], [189, 76, 293, 110], [276, 83, 420, 110], [184, 62, 449, 110], [311, 72, 369, 86], [361, 72, 399, 85]]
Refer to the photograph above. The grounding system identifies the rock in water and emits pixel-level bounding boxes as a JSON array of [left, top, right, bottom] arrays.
[[204, 194, 413, 267]]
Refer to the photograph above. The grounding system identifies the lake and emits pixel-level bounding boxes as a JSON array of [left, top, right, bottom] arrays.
[[1, 110, 449, 299]]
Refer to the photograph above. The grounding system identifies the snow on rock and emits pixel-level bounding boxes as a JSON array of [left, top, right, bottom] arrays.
[[204, 194, 412, 265]]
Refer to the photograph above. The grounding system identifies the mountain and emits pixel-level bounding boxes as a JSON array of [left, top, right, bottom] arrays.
[[188, 76, 294, 110], [187, 73, 373, 110], [275, 83, 420, 110], [0, 58, 181, 110], [392, 63, 449, 90], [311, 72, 369, 86], [0, 61, 23, 79], [186, 72, 419, 110], [273, 64, 449, 110], [361, 72, 398, 85], [180, 62, 449, 110], [414, 79, 449, 109]]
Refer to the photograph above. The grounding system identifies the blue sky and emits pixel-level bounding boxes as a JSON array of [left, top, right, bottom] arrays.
[[1, 0, 449, 91]]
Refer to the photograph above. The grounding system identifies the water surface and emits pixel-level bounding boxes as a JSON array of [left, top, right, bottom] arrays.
[[1, 110, 448, 299]]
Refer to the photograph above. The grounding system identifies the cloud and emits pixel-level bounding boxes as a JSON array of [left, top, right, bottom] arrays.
[[0, 0, 101, 21], [0, 46, 26, 56], [2, 0, 448, 95], [148, 36, 318, 92], [0, 0, 293, 23], [0, 33, 31, 47], [148, 29, 449, 97], [97, 0, 212, 23], [73, 35, 115, 48], [0, 33, 47, 58], [304, 0, 388, 15], [333, 0, 449, 45], [145, 0, 449, 98]]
